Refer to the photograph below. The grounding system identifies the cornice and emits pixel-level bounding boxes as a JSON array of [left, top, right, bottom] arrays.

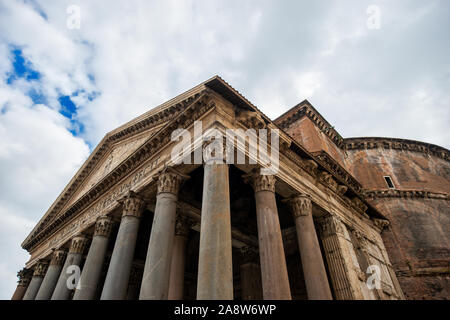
[[345, 137, 449, 162], [22, 91, 214, 251], [274, 100, 449, 163], [276, 101, 345, 148], [362, 189, 449, 201], [311, 150, 362, 194]]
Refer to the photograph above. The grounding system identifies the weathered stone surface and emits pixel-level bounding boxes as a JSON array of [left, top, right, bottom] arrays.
[[73, 216, 113, 300], [139, 169, 185, 300], [197, 163, 233, 300], [22, 260, 48, 300], [101, 195, 144, 300], [51, 235, 89, 300], [35, 249, 67, 300], [286, 195, 332, 300], [275, 99, 449, 300], [19, 77, 431, 301]]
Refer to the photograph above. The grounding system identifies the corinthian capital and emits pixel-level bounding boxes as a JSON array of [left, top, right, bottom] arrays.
[[175, 210, 194, 237], [285, 194, 312, 219], [121, 191, 145, 218], [33, 260, 49, 278], [69, 235, 89, 254], [50, 249, 67, 266], [157, 168, 189, 195], [17, 268, 32, 287], [94, 216, 113, 237], [239, 246, 259, 265], [243, 168, 276, 193]]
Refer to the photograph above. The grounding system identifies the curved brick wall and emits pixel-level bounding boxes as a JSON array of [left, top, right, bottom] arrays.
[[344, 139, 450, 299], [275, 102, 449, 299]]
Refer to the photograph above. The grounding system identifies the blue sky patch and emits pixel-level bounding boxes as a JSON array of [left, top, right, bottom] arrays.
[[7, 48, 41, 84]]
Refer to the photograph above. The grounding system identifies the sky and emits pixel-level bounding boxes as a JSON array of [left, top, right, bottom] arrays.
[[0, 0, 449, 299]]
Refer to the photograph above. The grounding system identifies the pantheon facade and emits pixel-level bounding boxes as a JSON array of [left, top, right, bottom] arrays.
[[12, 76, 449, 300]]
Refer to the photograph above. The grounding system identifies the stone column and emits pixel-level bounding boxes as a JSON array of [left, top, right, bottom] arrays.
[[126, 266, 143, 300], [101, 191, 145, 300], [73, 216, 113, 300], [22, 260, 48, 300], [197, 148, 233, 300], [318, 214, 364, 300], [51, 235, 89, 300], [245, 171, 291, 300], [285, 194, 332, 300], [168, 212, 193, 300], [11, 268, 32, 300], [239, 246, 263, 300], [140, 169, 187, 300], [35, 249, 67, 300]]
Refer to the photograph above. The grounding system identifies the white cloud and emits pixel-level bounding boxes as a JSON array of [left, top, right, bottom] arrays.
[[0, 0, 449, 299]]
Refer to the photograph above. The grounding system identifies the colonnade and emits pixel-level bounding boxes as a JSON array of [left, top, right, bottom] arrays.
[[13, 164, 332, 300]]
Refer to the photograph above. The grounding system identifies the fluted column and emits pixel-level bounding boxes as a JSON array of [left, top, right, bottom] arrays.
[[239, 246, 263, 300], [318, 214, 364, 300], [51, 235, 89, 300], [197, 145, 233, 300], [244, 170, 291, 300], [22, 260, 48, 300], [11, 268, 32, 300], [140, 169, 188, 300], [73, 216, 113, 300], [285, 194, 332, 300], [168, 212, 193, 300], [35, 249, 67, 300], [101, 191, 145, 300]]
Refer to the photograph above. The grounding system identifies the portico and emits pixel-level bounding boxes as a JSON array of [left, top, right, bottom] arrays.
[[14, 76, 404, 300]]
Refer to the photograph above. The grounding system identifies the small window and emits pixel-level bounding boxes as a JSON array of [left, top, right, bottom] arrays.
[[384, 176, 395, 189]]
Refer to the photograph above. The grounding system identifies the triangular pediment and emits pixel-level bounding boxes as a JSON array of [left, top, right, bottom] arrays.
[[22, 79, 212, 247], [23, 76, 385, 252]]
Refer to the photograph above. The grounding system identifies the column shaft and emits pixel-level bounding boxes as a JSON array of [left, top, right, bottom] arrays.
[[318, 214, 364, 300], [126, 266, 143, 300], [35, 249, 67, 300], [197, 162, 233, 300], [100, 192, 145, 300], [22, 261, 48, 300], [168, 214, 192, 300], [239, 247, 263, 300], [73, 216, 113, 300], [246, 172, 291, 300], [51, 235, 89, 300], [140, 169, 187, 299], [12, 268, 32, 300], [288, 195, 332, 300]]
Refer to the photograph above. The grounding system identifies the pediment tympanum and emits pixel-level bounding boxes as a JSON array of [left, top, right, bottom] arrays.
[[63, 130, 156, 211]]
